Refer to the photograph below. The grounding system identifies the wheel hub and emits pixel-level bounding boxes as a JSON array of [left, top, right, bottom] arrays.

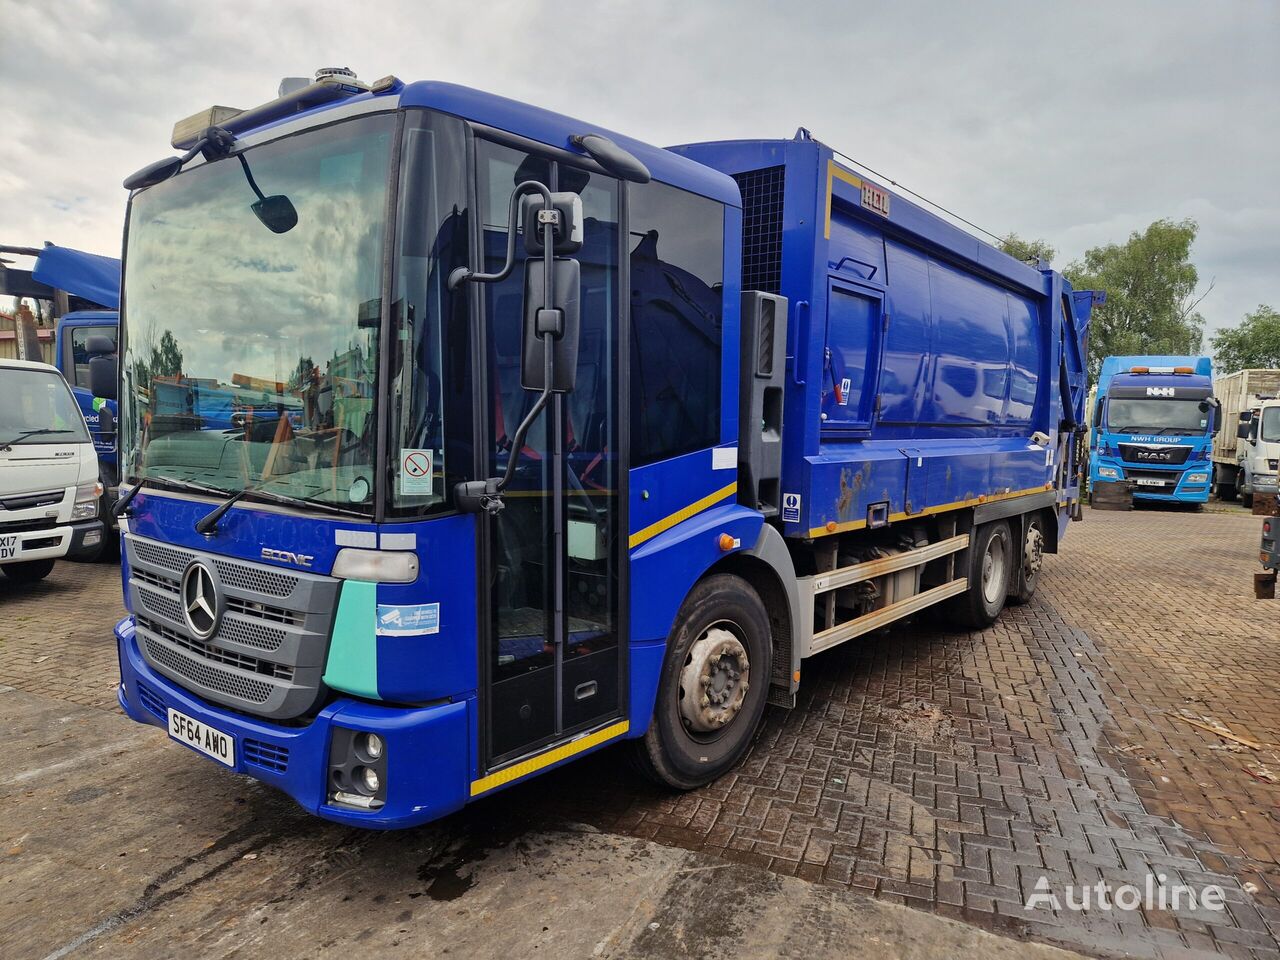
[[1023, 524, 1044, 578], [981, 532, 1007, 605], [679, 626, 750, 734]]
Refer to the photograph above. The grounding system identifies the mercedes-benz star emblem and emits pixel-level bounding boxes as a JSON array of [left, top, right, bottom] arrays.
[[181, 562, 219, 640]]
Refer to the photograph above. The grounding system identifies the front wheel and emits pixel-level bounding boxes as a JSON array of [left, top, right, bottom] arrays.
[[1007, 515, 1045, 606], [1, 559, 55, 583], [633, 574, 772, 790]]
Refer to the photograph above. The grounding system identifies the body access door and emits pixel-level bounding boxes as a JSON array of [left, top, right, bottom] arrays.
[[475, 138, 626, 766]]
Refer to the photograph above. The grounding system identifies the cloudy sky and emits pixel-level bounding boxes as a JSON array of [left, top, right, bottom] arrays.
[[3, 0, 1276, 336]]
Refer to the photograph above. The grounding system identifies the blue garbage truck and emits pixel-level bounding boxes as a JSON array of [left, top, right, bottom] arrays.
[[1, 243, 121, 527], [1089, 356, 1218, 505], [110, 69, 1098, 828]]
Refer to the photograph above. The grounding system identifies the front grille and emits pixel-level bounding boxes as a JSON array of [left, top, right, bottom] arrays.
[[125, 534, 339, 720], [0, 516, 58, 534], [226, 596, 302, 626], [130, 538, 194, 575], [213, 560, 297, 598], [138, 616, 295, 681], [243, 739, 290, 773], [1118, 443, 1191, 465], [734, 165, 785, 295], [0, 489, 62, 511], [143, 635, 274, 704]]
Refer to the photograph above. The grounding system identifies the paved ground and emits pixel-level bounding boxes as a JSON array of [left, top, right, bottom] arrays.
[[2, 504, 1277, 958]]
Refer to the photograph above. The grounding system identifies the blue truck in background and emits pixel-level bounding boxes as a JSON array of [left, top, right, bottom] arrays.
[[1089, 356, 1218, 505], [108, 68, 1099, 828], [1, 243, 122, 530]]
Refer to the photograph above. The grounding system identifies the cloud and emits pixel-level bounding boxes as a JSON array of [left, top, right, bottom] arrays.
[[3, 0, 1276, 336]]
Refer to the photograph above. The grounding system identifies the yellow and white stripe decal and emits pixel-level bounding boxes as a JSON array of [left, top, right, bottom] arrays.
[[824, 160, 863, 239], [628, 481, 737, 550], [470, 720, 630, 797], [807, 484, 1055, 539]]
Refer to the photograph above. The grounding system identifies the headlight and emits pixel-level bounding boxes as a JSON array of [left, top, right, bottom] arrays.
[[1185, 473, 1208, 483], [1098, 467, 1120, 479], [72, 480, 104, 520], [331, 547, 418, 583]]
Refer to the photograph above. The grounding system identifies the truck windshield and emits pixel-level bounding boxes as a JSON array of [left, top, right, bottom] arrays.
[[119, 113, 395, 514], [0, 368, 91, 445], [1261, 407, 1280, 443], [1107, 397, 1209, 436]]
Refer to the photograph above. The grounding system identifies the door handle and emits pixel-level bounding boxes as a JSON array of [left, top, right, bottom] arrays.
[[574, 681, 598, 701]]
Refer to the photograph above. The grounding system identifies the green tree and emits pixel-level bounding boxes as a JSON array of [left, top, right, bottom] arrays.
[[1000, 233, 1056, 265], [1210, 305, 1280, 373], [1065, 219, 1209, 380]]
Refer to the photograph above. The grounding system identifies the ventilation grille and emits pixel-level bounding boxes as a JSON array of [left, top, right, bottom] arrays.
[[142, 635, 274, 704], [137, 680, 166, 720], [733, 165, 786, 295], [213, 560, 296, 598], [139, 616, 294, 682], [243, 739, 290, 774]]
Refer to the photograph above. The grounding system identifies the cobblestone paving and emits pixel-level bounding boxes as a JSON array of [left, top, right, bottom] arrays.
[[3, 507, 1278, 959]]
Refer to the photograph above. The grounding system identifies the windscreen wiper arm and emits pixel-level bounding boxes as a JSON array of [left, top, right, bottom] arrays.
[[195, 487, 249, 536], [115, 475, 234, 519], [0, 428, 75, 451]]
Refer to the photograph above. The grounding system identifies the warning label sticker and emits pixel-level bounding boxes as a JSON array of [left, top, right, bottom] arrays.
[[782, 493, 801, 524], [399, 448, 434, 496], [377, 603, 441, 637]]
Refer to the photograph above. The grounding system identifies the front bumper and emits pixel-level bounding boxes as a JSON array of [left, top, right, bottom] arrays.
[[115, 617, 472, 829], [0, 518, 103, 564], [1094, 459, 1210, 503]]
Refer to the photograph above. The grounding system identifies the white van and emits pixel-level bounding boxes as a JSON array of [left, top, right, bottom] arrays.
[[0, 358, 105, 582]]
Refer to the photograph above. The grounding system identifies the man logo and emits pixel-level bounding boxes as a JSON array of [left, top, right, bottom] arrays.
[[181, 562, 220, 639]]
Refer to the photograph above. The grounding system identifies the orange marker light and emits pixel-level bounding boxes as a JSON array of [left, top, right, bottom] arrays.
[[793, 670, 801, 683], [717, 533, 737, 552], [826, 521, 837, 532]]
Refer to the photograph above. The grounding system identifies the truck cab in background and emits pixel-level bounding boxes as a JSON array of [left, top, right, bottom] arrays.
[[1, 244, 122, 530], [1212, 369, 1280, 507], [1090, 356, 1218, 505], [0, 358, 105, 581]]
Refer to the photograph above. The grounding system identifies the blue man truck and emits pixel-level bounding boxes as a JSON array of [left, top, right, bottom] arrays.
[[2, 243, 122, 528], [110, 68, 1097, 828], [1089, 356, 1218, 505]]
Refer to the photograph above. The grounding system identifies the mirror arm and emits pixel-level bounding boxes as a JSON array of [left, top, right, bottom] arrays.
[[448, 180, 553, 290], [453, 181, 561, 515]]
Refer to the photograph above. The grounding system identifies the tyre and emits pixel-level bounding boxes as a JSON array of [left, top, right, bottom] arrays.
[[633, 574, 772, 790], [1007, 514, 1045, 606], [1, 559, 55, 583], [1242, 491, 1255, 508], [946, 520, 1012, 629]]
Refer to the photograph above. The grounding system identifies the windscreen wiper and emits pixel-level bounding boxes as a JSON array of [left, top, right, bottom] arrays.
[[114, 475, 236, 518], [195, 482, 367, 535], [0, 428, 75, 451]]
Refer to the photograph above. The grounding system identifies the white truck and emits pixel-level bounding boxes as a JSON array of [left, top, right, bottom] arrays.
[[0, 358, 105, 582], [1212, 368, 1280, 506]]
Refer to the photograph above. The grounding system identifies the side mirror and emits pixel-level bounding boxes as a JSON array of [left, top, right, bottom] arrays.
[[88, 355, 118, 402], [1238, 411, 1253, 440], [522, 193, 582, 255], [1092, 400, 1104, 430], [251, 195, 299, 234], [98, 404, 116, 440], [521, 258, 580, 394]]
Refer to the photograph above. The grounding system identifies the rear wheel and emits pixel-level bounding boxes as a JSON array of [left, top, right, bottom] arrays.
[[1, 559, 55, 583], [1008, 515, 1045, 606], [946, 520, 1012, 629], [633, 574, 772, 790]]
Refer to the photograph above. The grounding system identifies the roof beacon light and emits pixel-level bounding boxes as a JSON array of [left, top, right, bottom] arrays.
[[1174, 366, 1194, 375], [1129, 366, 1149, 374]]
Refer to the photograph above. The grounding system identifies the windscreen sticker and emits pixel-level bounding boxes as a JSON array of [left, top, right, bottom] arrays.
[[840, 378, 852, 406], [399, 449, 434, 496], [377, 603, 440, 637]]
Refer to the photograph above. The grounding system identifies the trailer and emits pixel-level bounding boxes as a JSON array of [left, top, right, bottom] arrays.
[[1212, 369, 1280, 506], [110, 68, 1098, 828]]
